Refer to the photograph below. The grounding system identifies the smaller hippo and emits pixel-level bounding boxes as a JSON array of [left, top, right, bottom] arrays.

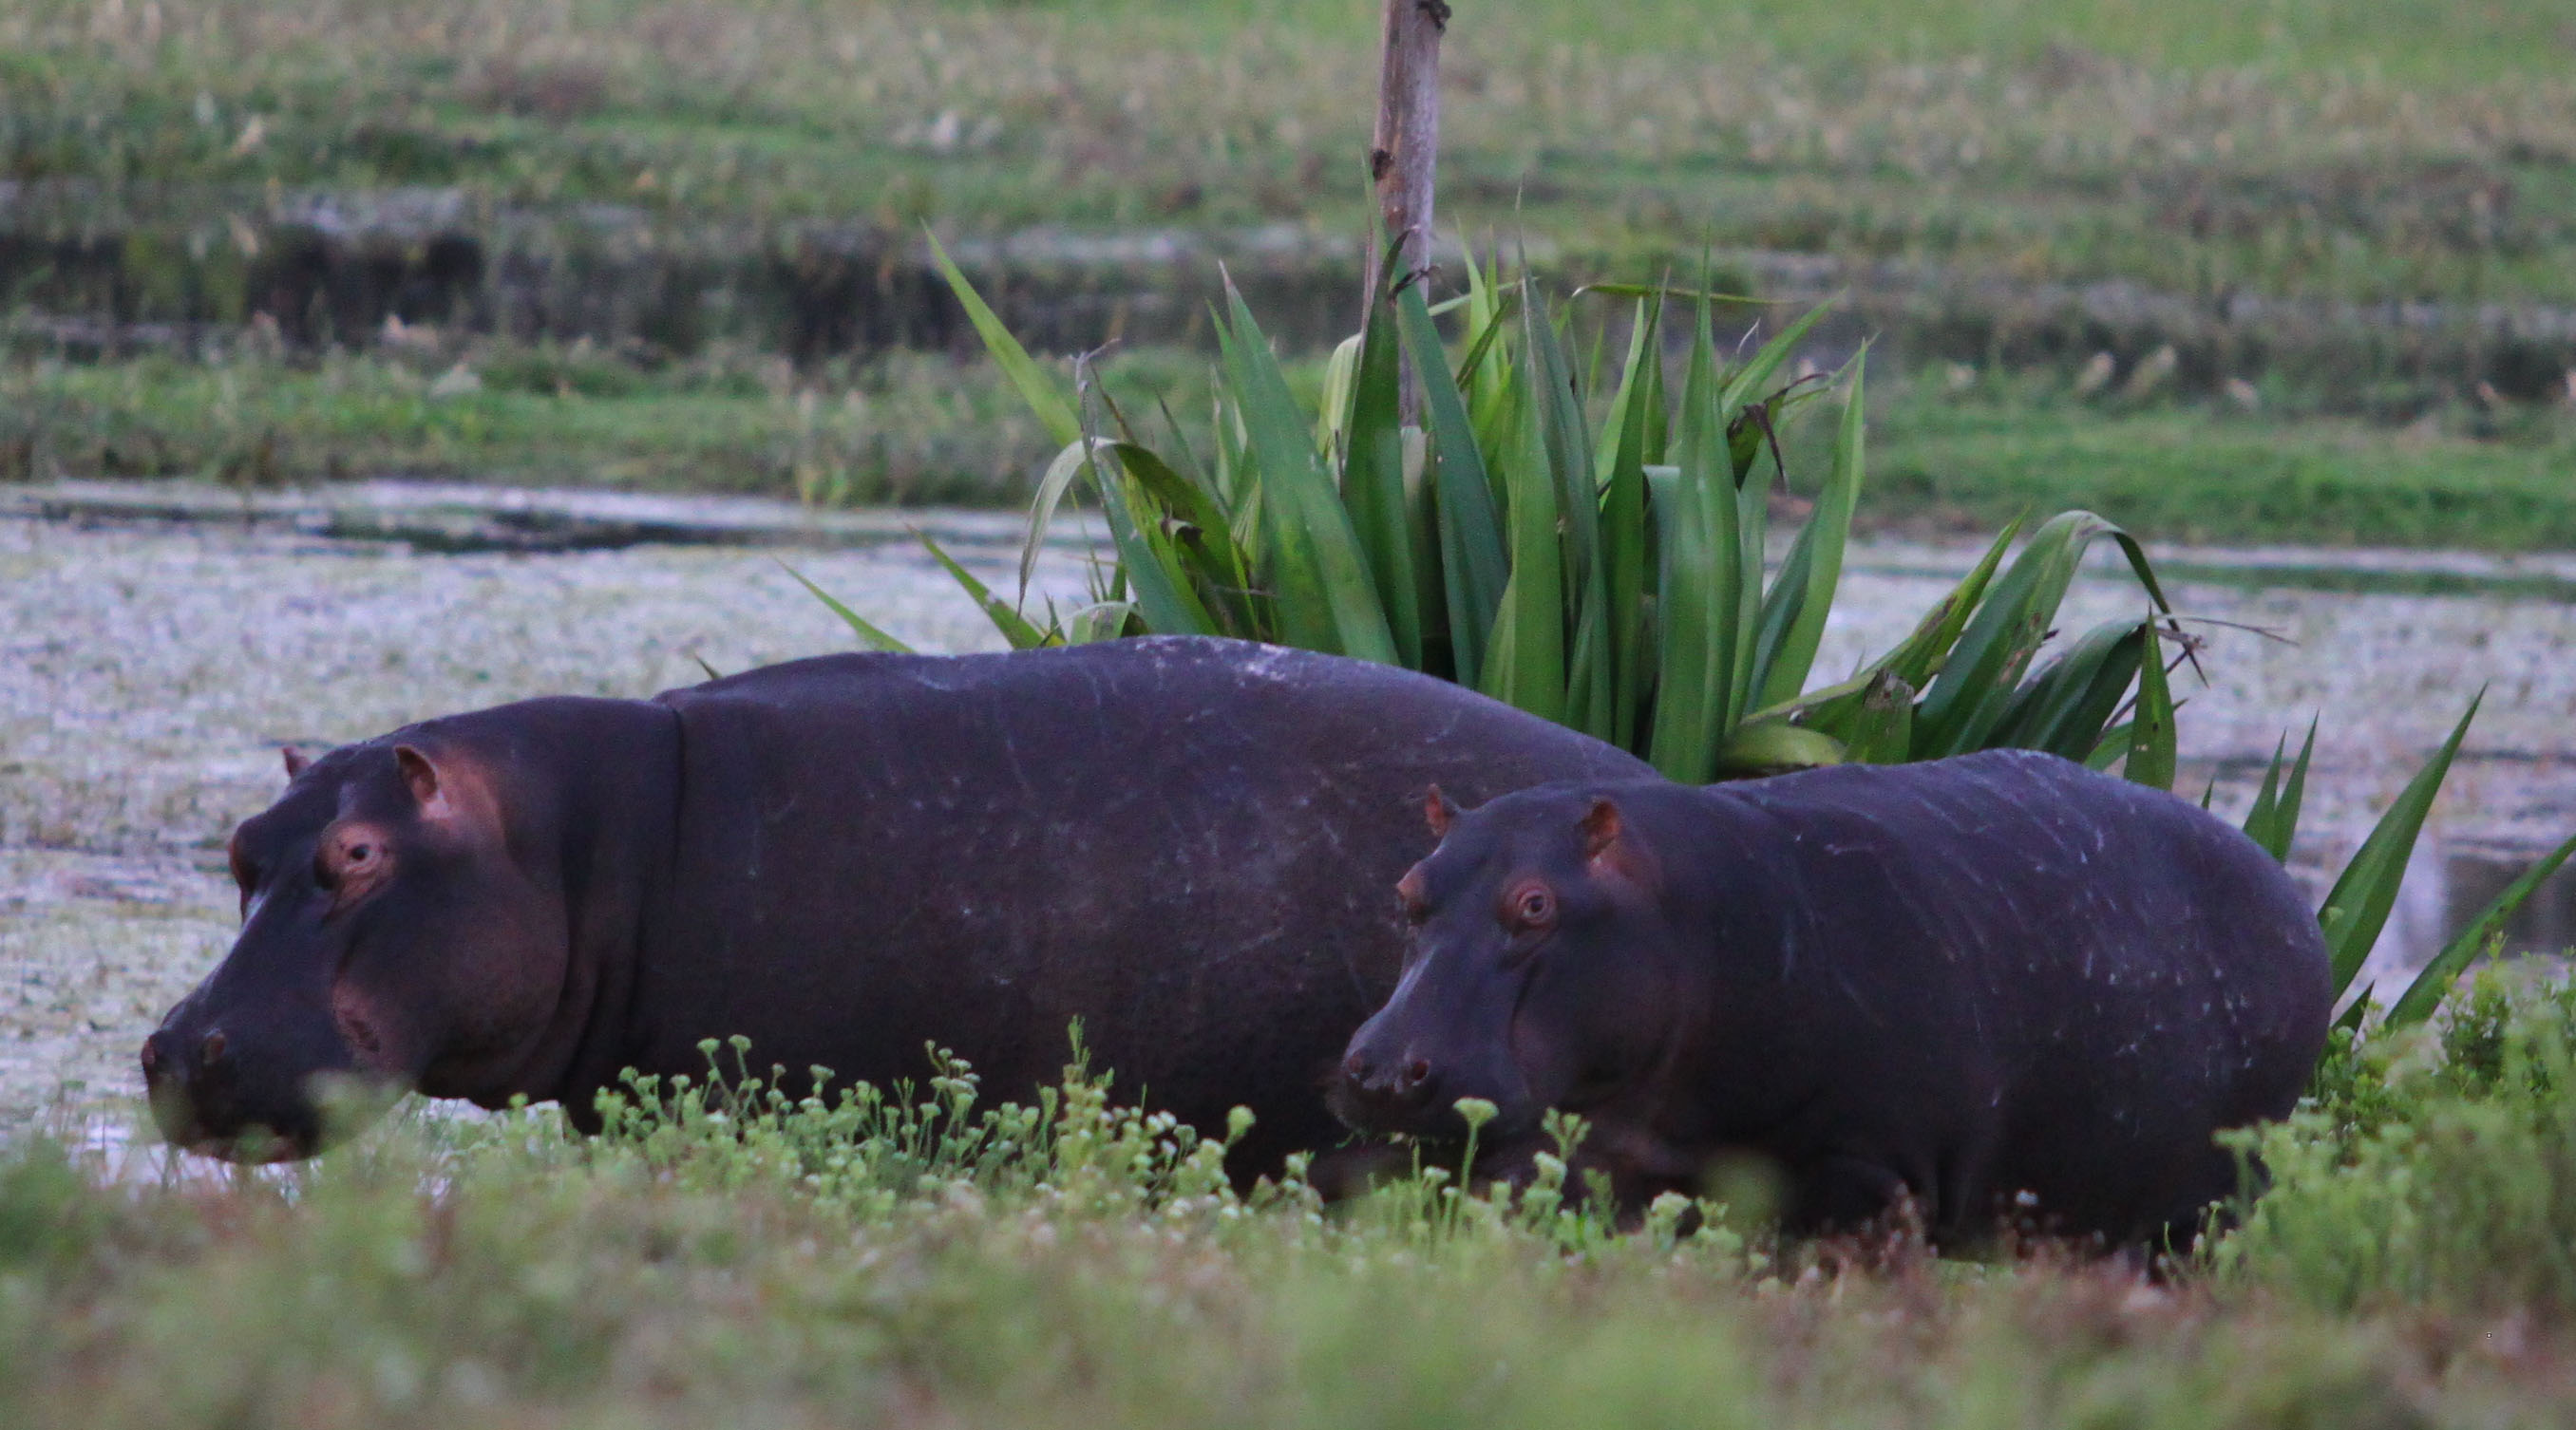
[[1332, 750, 2333, 1245]]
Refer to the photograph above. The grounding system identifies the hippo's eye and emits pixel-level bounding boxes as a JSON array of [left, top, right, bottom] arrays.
[[315, 828, 391, 902], [1506, 883, 1556, 931]]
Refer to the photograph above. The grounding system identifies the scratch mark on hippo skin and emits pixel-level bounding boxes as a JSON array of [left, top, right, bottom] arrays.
[[900, 665, 976, 693], [1076, 665, 1112, 745], [997, 732, 1039, 805], [1213, 640, 1306, 687], [1399, 710, 1471, 762]]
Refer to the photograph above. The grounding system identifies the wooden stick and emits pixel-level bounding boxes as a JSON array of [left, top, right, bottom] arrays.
[[1363, 0, 1449, 423]]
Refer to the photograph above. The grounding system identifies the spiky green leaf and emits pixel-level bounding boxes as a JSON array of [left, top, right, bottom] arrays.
[[2319, 694, 2484, 999], [1752, 353, 1867, 709], [1214, 278, 1397, 665], [2124, 626, 2179, 791], [911, 536, 1054, 650], [925, 230, 1079, 447], [1399, 279, 1508, 689], [778, 560, 917, 654]]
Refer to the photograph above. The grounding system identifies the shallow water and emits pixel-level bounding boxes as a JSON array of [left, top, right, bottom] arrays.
[[7, 500, 2575, 1136]]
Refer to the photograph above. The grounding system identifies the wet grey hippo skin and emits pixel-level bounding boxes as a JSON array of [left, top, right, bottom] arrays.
[[1334, 750, 2334, 1245], [142, 635, 1653, 1170]]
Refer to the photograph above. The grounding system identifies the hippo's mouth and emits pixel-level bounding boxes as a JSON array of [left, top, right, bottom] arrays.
[[141, 1031, 362, 1162], [163, 1123, 318, 1164], [1325, 1080, 1546, 1148], [145, 1084, 323, 1162]]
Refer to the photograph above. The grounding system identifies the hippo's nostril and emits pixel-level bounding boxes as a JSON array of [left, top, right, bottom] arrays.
[[1402, 1057, 1430, 1088], [199, 1030, 227, 1068]]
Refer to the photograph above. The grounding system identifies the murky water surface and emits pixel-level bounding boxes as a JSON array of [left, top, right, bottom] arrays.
[[8, 502, 2576, 1138]]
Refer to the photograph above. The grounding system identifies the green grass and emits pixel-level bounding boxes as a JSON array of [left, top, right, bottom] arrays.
[[1854, 381, 2576, 549], [0, 343, 1091, 504], [12, 972, 2576, 1426]]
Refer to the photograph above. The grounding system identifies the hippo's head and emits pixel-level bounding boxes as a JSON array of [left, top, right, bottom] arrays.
[[1332, 784, 1684, 1145], [143, 741, 570, 1159]]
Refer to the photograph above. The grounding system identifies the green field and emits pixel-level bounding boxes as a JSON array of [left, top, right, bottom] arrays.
[[10, 970, 2576, 1426]]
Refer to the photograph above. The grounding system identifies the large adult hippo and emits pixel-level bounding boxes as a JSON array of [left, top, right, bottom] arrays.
[[143, 635, 1650, 1168], [1332, 750, 2333, 1245]]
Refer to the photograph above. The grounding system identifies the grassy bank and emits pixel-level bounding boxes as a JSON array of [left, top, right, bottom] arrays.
[[1852, 377, 2576, 548], [9, 969, 2576, 1426], [0, 342, 1066, 505], [11, 342, 2574, 551]]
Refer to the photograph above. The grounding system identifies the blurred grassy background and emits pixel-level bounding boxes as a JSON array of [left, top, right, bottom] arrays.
[[4, 0, 2574, 542], [14, 0, 2576, 291]]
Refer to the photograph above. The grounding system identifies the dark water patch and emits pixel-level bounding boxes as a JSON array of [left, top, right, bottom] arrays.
[[0, 480, 1095, 555], [1848, 548, 2576, 606], [1739, 249, 2576, 411], [0, 185, 1367, 363], [2154, 559, 2576, 604]]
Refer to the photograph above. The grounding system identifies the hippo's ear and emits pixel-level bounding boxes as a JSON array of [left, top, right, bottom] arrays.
[[281, 746, 310, 781], [394, 745, 454, 819], [1580, 799, 1622, 858], [1581, 798, 1659, 892], [1424, 784, 1461, 838]]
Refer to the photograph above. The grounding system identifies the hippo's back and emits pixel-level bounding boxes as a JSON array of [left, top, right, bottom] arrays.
[[640, 636, 1652, 1166]]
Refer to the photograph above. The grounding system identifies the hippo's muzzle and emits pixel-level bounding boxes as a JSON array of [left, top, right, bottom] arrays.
[[1329, 1001, 1538, 1144], [1332, 1043, 1442, 1129], [141, 1012, 338, 1162]]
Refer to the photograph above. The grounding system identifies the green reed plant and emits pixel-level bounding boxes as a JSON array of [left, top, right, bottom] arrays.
[[914, 238, 2190, 784]]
